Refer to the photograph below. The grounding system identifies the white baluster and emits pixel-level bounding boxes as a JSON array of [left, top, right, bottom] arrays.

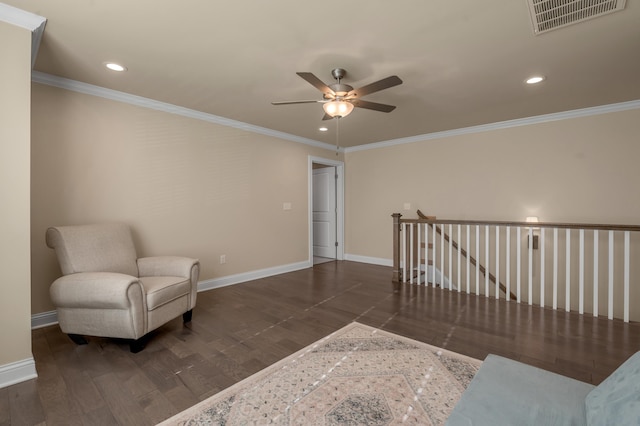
[[553, 228, 558, 310], [495, 226, 500, 299], [425, 223, 430, 286], [624, 231, 630, 323], [476, 225, 480, 295], [449, 224, 453, 290], [441, 226, 445, 289], [579, 229, 584, 314], [458, 224, 462, 293], [402, 223, 406, 283], [540, 228, 545, 308], [409, 223, 414, 284], [417, 223, 421, 285], [517, 226, 521, 303], [506, 226, 511, 301], [466, 225, 470, 294], [608, 231, 614, 320], [593, 230, 598, 317], [485, 225, 490, 297], [432, 224, 437, 288], [566, 229, 571, 312], [528, 227, 533, 305]]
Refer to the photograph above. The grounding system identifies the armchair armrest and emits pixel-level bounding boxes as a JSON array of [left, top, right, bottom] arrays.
[[50, 272, 144, 310], [137, 256, 199, 279]]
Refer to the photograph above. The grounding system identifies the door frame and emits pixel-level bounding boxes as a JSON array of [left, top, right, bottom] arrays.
[[308, 156, 344, 262]]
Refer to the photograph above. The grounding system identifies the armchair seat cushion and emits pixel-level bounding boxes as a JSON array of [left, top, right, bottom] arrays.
[[140, 276, 191, 310]]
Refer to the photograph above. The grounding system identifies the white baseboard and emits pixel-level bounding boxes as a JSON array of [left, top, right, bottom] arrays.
[[344, 254, 393, 267], [197, 260, 312, 292], [31, 260, 314, 329], [0, 358, 37, 389], [31, 310, 58, 329]]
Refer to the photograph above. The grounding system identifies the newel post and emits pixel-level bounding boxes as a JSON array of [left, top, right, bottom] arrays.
[[392, 213, 402, 293]]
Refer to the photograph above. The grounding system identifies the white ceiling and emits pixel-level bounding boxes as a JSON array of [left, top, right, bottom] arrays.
[[5, 0, 640, 148]]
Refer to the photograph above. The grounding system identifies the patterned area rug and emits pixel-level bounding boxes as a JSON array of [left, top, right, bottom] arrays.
[[159, 322, 481, 425]]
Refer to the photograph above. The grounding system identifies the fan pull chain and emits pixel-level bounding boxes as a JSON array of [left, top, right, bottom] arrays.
[[335, 116, 340, 156]]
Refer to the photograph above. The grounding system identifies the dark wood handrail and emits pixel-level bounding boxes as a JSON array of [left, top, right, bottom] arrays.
[[417, 210, 516, 300], [402, 215, 640, 232]]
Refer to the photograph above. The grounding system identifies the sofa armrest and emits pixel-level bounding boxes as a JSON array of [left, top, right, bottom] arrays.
[[50, 272, 144, 310], [137, 256, 199, 279]]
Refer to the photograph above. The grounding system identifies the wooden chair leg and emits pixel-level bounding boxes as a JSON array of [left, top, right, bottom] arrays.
[[68, 334, 88, 345], [183, 309, 193, 323]]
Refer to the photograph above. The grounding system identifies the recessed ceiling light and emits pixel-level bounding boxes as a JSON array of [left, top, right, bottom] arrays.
[[104, 62, 127, 72], [526, 76, 545, 84], [319, 127, 329, 132]]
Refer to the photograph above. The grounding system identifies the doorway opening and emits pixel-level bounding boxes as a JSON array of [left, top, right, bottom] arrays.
[[308, 156, 344, 265]]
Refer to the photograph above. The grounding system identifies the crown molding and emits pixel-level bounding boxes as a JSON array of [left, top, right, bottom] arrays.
[[31, 72, 338, 152], [0, 3, 45, 31], [344, 99, 640, 153], [0, 3, 47, 68], [31, 71, 639, 154]]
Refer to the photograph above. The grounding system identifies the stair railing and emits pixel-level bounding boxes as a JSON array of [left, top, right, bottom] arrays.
[[392, 212, 640, 323], [416, 210, 516, 301]]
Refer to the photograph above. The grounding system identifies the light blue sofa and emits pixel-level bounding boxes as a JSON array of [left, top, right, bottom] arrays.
[[446, 351, 640, 425]]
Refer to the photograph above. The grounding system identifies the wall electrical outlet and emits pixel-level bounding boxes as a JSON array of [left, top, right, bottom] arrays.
[[220, 254, 226, 264], [403, 203, 411, 211], [283, 202, 292, 210]]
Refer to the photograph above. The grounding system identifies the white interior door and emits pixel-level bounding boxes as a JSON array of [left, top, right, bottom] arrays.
[[312, 166, 336, 259]]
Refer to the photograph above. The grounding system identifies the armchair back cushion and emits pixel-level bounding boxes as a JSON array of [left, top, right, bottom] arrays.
[[46, 223, 139, 277]]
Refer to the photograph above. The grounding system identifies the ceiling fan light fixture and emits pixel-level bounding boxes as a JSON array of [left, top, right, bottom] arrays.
[[323, 100, 354, 118]]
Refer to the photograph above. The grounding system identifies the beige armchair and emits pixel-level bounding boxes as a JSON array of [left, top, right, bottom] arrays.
[[46, 223, 199, 352]]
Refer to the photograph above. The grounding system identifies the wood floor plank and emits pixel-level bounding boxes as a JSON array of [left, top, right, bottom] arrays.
[[0, 387, 9, 426], [35, 376, 83, 426], [7, 380, 46, 426], [53, 350, 106, 414], [5, 260, 639, 424], [92, 374, 153, 426]]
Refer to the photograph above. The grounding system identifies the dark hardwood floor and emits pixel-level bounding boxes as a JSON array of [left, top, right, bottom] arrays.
[[3, 261, 639, 425]]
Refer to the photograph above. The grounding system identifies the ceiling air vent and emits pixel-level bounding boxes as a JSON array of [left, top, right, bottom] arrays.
[[527, 0, 627, 34]]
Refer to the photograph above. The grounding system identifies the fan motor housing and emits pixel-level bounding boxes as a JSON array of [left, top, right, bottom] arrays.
[[327, 83, 354, 98]]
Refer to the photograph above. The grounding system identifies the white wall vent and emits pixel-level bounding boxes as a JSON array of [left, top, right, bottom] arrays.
[[527, 0, 627, 34]]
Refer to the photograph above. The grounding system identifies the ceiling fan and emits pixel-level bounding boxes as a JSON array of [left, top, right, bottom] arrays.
[[271, 68, 402, 120]]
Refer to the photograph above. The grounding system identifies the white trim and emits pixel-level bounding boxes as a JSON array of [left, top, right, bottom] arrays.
[[0, 358, 37, 389], [308, 156, 345, 263], [31, 72, 640, 155], [31, 72, 338, 152], [197, 260, 311, 292], [344, 254, 393, 267], [31, 310, 58, 329], [34, 261, 312, 327], [344, 99, 640, 153], [0, 3, 46, 31], [0, 4, 47, 68]]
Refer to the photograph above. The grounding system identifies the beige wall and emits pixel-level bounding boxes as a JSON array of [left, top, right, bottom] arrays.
[[0, 21, 33, 365], [345, 109, 640, 260], [28, 76, 640, 320], [345, 109, 640, 320], [31, 83, 339, 314]]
